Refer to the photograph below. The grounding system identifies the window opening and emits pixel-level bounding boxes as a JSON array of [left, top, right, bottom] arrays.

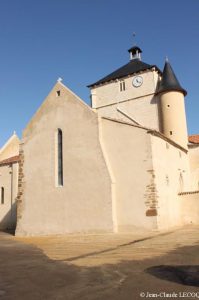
[[56, 90, 61, 97], [1, 187, 4, 204], [119, 81, 125, 91], [57, 129, 63, 186]]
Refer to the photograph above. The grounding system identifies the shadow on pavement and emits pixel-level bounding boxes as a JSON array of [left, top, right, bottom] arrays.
[[146, 265, 199, 287], [0, 233, 199, 300]]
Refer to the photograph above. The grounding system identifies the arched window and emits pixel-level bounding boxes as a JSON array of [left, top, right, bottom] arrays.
[[1, 187, 4, 204], [57, 129, 63, 186]]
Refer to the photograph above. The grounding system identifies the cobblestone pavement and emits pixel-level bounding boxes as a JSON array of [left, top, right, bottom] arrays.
[[0, 225, 199, 300]]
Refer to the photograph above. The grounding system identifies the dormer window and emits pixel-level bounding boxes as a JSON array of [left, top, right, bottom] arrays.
[[119, 80, 125, 92]]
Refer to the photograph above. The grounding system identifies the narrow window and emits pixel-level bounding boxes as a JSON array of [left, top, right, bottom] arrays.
[[57, 129, 63, 186], [56, 90, 61, 97], [119, 80, 125, 91], [1, 187, 4, 204], [179, 173, 184, 193], [170, 131, 173, 135]]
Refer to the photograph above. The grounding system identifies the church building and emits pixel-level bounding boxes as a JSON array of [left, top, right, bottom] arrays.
[[1, 45, 199, 235]]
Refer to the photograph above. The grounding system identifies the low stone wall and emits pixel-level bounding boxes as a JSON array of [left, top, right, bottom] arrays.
[[179, 191, 199, 225]]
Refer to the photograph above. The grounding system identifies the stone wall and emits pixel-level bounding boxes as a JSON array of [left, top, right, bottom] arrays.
[[16, 145, 24, 224], [144, 169, 158, 217]]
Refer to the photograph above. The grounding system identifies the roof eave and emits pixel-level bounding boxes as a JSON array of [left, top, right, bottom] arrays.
[[157, 87, 187, 97], [87, 65, 162, 88]]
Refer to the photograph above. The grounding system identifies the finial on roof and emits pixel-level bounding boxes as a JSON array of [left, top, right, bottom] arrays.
[[165, 56, 169, 62], [57, 77, 63, 82], [13, 131, 16, 135]]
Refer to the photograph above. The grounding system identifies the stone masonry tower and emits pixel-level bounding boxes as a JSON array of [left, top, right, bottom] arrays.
[[88, 46, 162, 131], [157, 60, 188, 149]]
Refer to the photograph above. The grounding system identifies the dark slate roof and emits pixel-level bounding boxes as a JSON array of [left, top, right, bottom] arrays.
[[88, 59, 161, 87], [157, 61, 187, 96], [128, 46, 142, 54]]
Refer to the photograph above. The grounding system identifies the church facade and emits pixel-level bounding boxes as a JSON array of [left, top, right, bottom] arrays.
[[1, 45, 199, 235]]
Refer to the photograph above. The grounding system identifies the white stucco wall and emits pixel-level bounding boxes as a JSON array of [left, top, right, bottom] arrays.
[[180, 192, 199, 225], [97, 95, 161, 130], [188, 144, 199, 190], [91, 70, 161, 130], [0, 162, 18, 229], [16, 82, 114, 236], [100, 118, 158, 231], [150, 134, 190, 230], [0, 134, 20, 161], [160, 91, 188, 149]]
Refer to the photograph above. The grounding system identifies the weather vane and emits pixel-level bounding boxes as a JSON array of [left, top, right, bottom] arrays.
[[133, 32, 136, 46]]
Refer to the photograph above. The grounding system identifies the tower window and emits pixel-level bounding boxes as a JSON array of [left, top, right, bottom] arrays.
[[166, 175, 169, 186], [167, 105, 170, 107], [57, 129, 63, 186], [170, 131, 173, 136], [1, 187, 4, 204], [56, 90, 61, 97], [119, 80, 125, 91], [179, 173, 184, 193]]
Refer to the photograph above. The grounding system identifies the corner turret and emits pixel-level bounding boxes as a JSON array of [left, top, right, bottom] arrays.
[[158, 59, 188, 149], [158, 59, 187, 96]]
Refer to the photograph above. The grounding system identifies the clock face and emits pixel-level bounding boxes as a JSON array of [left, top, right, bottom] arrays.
[[132, 76, 143, 87]]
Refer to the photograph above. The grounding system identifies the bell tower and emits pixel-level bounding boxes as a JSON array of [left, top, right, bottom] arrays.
[[158, 59, 188, 149], [128, 46, 142, 61], [88, 46, 161, 130]]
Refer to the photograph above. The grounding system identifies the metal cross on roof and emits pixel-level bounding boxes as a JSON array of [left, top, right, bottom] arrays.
[[133, 32, 136, 46]]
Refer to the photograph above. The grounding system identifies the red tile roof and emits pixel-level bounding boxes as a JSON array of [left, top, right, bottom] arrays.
[[189, 135, 199, 144], [0, 155, 20, 166]]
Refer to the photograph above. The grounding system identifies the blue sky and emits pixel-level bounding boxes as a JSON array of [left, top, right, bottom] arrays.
[[0, 0, 199, 146]]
